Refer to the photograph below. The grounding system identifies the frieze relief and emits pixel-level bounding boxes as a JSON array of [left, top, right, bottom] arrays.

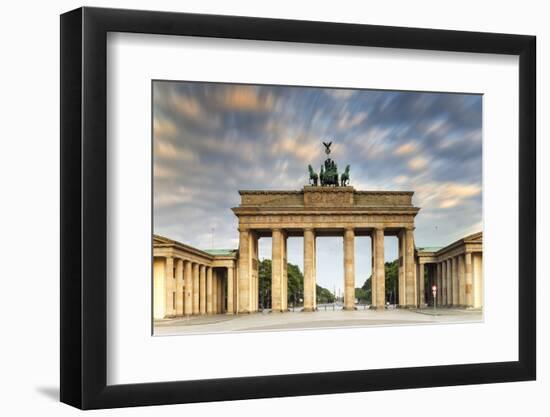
[[304, 190, 354, 206], [239, 213, 415, 228]]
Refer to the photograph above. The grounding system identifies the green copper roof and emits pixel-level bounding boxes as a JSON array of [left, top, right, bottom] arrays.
[[202, 249, 237, 256], [417, 246, 443, 253]]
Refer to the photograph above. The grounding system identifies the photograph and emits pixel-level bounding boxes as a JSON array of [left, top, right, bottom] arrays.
[[152, 80, 484, 335]]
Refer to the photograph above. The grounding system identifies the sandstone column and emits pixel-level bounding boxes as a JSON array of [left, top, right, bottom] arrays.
[[405, 228, 416, 307], [372, 227, 385, 308], [465, 252, 473, 307], [199, 265, 206, 314], [250, 234, 259, 312], [234, 264, 239, 313], [446, 258, 452, 307], [271, 228, 286, 313], [184, 260, 193, 316], [175, 259, 184, 316], [452, 257, 459, 306], [212, 269, 218, 313], [192, 263, 200, 315], [153, 258, 166, 319], [238, 228, 251, 313], [303, 228, 315, 312], [343, 228, 356, 310], [441, 260, 447, 305], [165, 257, 175, 317], [218, 273, 225, 314], [458, 255, 465, 306], [436, 262, 443, 306], [227, 266, 234, 314], [473, 253, 483, 308], [398, 231, 406, 306], [206, 266, 213, 314]]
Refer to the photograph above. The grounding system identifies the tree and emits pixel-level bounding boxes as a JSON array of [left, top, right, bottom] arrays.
[[357, 259, 400, 305], [357, 276, 371, 303], [384, 260, 399, 304], [258, 259, 272, 308], [287, 263, 304, 305], [257, 259, 334, 308], [317, 285, 335, 303]]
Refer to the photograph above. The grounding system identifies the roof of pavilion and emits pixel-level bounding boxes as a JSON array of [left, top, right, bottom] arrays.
[[203, 249, 238, 256], [416, 231, 482, 257], [416, 246, 443, 254], [153, 234, 237, 259]]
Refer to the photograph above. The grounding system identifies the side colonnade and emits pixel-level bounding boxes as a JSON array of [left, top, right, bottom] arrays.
[[416, 232, 483, 309], [153, 235, 238, 320]]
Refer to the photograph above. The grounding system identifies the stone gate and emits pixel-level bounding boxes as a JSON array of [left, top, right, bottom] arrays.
[[232, 186, 421, 313]]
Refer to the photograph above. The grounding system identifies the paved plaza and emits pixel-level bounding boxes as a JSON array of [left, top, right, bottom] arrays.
[[153, 306, 483, 336]]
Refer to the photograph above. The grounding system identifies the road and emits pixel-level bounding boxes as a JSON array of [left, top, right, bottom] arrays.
[[154, 307, 483, 336]]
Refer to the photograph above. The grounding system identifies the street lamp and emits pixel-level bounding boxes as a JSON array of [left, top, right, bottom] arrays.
[[432, 284, 437, 312]]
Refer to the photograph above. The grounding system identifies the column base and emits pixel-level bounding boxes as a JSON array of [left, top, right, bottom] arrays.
[[342, 306, 357, 311], [226, 312, 234, 315], [302, 307, 315, 312]]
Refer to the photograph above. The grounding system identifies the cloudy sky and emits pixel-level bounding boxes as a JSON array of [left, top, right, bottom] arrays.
[[153, 81, 482, 292]]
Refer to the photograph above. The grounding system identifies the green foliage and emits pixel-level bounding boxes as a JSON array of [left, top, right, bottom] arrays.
[[287, 263, 304, 303], [258, 259, 272, 308], [355, 286, 370, 303], [317, 285, 335, 303], [257, 259, 335, 307], [357, 259, 400, 304], [385, 259, 399, 304]]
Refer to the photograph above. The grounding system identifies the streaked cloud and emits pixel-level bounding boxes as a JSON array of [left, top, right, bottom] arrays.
[[394, 142, 417, 156], [153, 81, 482, 290], [216, 85, 276, 112], [408, 157, 428, 171], [337, 111, 368, 130]]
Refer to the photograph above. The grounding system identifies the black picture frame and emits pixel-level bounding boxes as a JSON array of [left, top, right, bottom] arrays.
[[60, 6, 536, 410]]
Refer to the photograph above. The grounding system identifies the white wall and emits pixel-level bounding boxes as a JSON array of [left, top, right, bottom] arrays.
[[0, 0, 546, 415]]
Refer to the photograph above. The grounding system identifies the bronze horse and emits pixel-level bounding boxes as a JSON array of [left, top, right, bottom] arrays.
[[340, 165, 350, 186], [308, 165, 318, 186]]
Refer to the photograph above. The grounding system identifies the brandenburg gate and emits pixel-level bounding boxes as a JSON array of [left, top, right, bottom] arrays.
[[233, 186, 420, 313], [153, 142, 482, 319]]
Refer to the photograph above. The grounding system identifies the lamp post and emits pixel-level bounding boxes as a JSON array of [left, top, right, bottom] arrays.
[[432, 284, 437, 312]]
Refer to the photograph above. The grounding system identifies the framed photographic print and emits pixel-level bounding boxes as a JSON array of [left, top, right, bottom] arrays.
[[60, 6, 536, 409]]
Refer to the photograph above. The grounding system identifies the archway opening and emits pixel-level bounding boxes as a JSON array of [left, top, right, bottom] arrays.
[[286, 236, 304, 312], [315, 236, 343, 309]]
